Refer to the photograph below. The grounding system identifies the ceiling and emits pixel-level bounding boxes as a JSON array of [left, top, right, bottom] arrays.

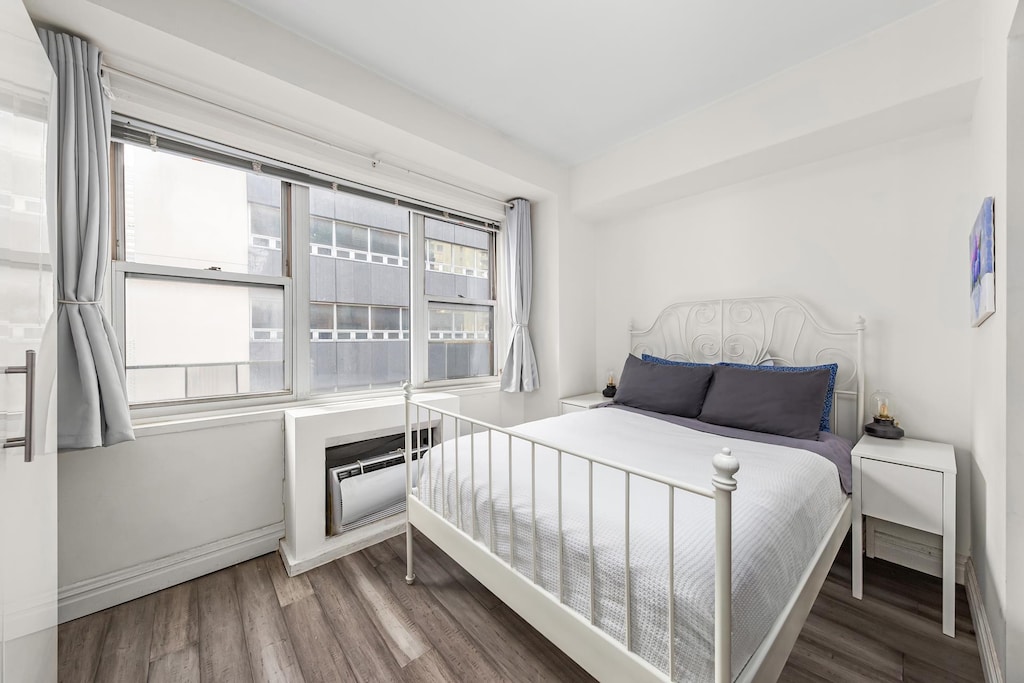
[[231, 0, 940, 165]]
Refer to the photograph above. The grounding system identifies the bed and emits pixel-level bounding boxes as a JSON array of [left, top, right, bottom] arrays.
[[402, 297, 865, 683]]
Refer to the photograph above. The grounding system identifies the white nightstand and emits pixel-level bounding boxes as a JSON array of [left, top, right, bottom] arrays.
[[852, 435, 957, 637], [559, 392, 610, 415]]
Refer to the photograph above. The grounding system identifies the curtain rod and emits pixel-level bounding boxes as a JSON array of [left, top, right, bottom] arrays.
[[102, 65, 515, 211]]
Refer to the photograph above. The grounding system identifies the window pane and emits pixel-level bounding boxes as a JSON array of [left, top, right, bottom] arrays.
[[311, 217, 333, 246], [310, 303, 334, 342], [249, 203, 280, 238], [336, 305, 369, 330], [370, 229, 401, 257], [122, 143, 283, 275], [424, 219, 493, 299], [251, 294, 284, 331], [426, 240, 451, 270], [427, 302, 493, 381], [372, 306, 402, 331], [336, 223, 368, 251], [124, 276, 286, 403], [310, 303, 333, 329]]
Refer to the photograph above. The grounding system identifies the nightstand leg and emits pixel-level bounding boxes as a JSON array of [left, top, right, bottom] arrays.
[[851, 507, 860, 598], [852, 459, 863, 600], [943, 473, 956, 637]]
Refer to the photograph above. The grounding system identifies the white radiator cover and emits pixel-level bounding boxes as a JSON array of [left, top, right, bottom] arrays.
[[282, 392, 459, 576]]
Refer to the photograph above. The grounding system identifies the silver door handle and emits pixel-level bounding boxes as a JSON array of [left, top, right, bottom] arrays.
[[4, 349, 36, 462]]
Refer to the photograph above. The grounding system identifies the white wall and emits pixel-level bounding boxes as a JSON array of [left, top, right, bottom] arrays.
[[593, 126, 976, 559], [969, 0, 1019, 675], [58, 417, 285, 589], [1006, 33, 1024, 682]]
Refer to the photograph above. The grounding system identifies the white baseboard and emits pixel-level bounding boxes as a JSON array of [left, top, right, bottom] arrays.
[[965, 558, 1004, 683], [57, 522, 284, 624], [868, 526, 967, 584]]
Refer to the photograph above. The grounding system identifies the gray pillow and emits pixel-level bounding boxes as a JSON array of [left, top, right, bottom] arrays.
[[613, 354, 714, 418], [698, 364, 830, 440]]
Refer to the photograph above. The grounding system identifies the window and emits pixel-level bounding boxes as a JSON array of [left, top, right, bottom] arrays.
[[112, 141, 291, 406], [421, 217, 496, 381], [111, 118, 501, 410]]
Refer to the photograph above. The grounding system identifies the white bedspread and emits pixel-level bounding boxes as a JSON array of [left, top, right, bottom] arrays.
[[416, 407, 846, 681]]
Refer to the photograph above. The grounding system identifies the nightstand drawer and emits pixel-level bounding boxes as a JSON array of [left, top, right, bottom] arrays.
[[860, 458, 943, 535]]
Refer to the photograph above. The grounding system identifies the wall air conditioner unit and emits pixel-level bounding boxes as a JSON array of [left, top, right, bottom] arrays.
[[326, 424, 434, 536]]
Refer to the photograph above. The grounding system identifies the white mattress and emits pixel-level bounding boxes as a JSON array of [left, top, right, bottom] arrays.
[[416, 407, 847, 681]]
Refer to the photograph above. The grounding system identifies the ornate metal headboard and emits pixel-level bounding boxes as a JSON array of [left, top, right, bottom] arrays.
[[630, 297, 866, 441]]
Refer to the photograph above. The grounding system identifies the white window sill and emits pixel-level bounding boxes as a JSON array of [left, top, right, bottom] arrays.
[[130, 381, 502, 437]]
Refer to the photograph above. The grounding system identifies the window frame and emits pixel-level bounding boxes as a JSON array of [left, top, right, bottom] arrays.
[[109, 119, 506, 417], [110, 139, 295, 411], [410, 213, 501, 388]]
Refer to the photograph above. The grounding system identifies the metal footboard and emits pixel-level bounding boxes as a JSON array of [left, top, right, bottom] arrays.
[[403, 385, 739, 683]]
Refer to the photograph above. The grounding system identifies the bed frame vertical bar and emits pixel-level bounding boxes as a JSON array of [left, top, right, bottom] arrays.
[[441, 416, 448, 519], [403, 382, 416, 585], [455, 418, 461, 529], [668, 484, 675, 678], [509, 433, 515, 568], [470, 424, 477, 540], [488, 429, 495, 552], [557, 450, 563, 603], [624, 472, 631, 652], [427, 407, 434, 508], [712, 448, 740, 683], [531, 443, 537, 583], [589, 460, 596, 624]]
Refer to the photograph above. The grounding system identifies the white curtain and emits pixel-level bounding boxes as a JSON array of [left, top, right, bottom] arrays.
[[39, 30, 135, 449], [500, 198, 539, 392]]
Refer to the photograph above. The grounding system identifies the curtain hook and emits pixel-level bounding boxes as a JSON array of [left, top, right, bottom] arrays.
[[148, 133, 157, 150]]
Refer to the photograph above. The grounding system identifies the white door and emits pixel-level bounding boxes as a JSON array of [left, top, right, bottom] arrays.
[[0, 0, 58, 681]]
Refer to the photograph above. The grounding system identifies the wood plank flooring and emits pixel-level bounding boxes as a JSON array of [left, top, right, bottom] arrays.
[[58, 533, 984, 682]]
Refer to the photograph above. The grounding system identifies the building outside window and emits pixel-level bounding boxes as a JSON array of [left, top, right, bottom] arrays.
[[110, 119, 500, 410], [308, 186, 411, 393]]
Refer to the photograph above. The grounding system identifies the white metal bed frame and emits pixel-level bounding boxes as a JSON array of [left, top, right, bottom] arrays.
[[403, 297, 865, 683]]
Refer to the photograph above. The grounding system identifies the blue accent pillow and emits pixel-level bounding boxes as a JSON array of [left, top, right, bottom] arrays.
[[718, 362, 838, 433], [641, 353, 709, 368]]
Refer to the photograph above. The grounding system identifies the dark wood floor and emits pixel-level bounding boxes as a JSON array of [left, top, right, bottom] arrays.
[[58, 532, 984, 682]]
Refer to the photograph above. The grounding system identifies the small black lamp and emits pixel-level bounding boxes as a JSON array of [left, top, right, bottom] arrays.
[[864, 390, 904, 439], [602, 369, 617, 398]]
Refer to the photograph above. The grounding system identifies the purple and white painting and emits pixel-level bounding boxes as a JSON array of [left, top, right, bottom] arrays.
[[970, 197, 995, 327]]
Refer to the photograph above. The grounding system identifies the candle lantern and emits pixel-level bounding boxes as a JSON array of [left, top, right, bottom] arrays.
[[864, 390, 904, 439], [602, 369, 617, 398]]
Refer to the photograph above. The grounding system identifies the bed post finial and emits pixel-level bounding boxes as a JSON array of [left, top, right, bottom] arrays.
[[711, 447, 738, 683], [402, 380, 412, 400], [855, 315, 866, 331], [712, 448, 739, 491]]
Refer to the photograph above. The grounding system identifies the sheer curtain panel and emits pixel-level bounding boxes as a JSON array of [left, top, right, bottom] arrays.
[[500, 198, 539, 392], [38, 30, 134, 448]]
